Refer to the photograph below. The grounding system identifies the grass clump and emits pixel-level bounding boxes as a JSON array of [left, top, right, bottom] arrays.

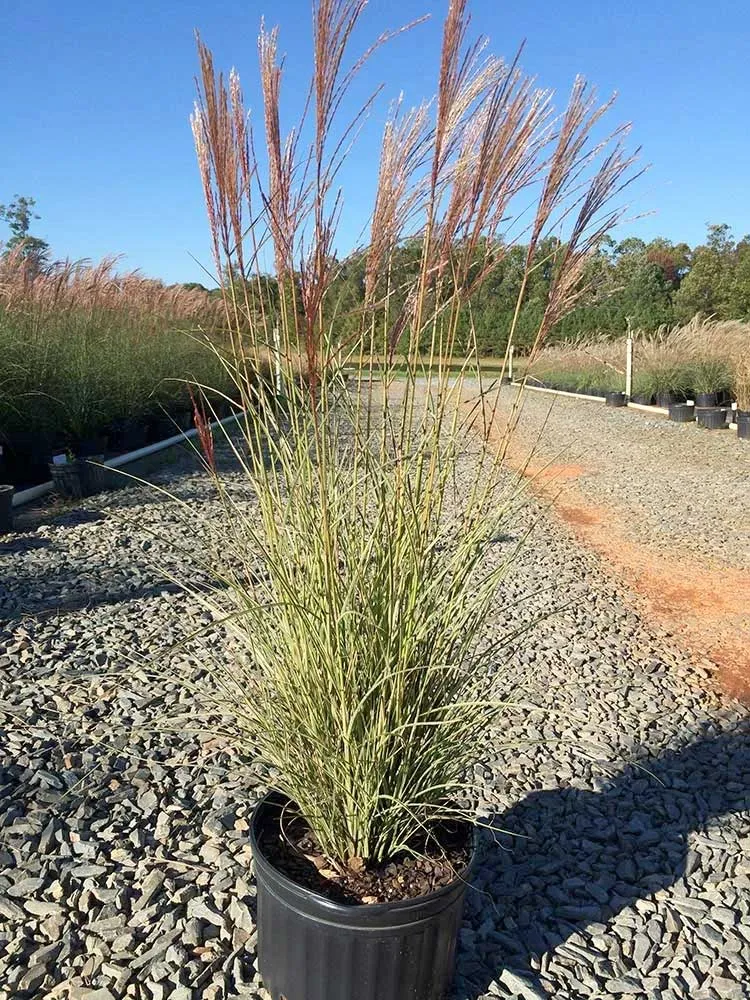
[[529, 317, 749, 403], [527, 338, 625, 395], [733, 356, 750, 412], [172, 0, 638, 865]]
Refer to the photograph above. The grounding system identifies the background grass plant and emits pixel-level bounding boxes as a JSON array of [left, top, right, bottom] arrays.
[[0, 252, 234, 478], [528, 317, 748, 402]]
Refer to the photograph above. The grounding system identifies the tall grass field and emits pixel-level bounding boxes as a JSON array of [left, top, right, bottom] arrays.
[[0, 251, 235, 487]]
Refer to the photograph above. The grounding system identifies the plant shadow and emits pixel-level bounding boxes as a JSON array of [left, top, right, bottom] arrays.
[[454, 721, 750, 998]]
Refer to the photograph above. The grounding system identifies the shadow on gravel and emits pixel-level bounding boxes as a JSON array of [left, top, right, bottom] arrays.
[[457, 722, 750, 999], [0, 537, 53, 554], [0, 575, 189, 622]]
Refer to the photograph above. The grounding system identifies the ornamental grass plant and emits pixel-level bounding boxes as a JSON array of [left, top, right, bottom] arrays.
[[0, 252, 229, 465], [734, 355, 750, 412], [178, 0, 638, 867], [528, 318, 749, 403]]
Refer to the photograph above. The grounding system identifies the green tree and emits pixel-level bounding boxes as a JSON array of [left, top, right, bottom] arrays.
[[0, 195, 50, 271], [673, 224, 734, 321], [724, 235, 750, 320]]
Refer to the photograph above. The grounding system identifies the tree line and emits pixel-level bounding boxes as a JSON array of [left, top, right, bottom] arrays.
[[4, 195, 748, 356], [326, 223, 750, 354], [199, 223, 750, 357]]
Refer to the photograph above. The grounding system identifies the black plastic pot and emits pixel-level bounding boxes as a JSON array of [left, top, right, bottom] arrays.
[[655, 391, 680, 408], [669, 402, 695, 423], [75, 435, 108, 458], [175, 409, 194, 432], [738, 412, 750, 440], [630, 393, 654, 406], [49, 461, 87, 499], [48, 457, 105, 499], [696, 407, 728, 430], [605, 391, 627, 408], [0, 485, 14, 534], [250, 793, 475, 1000], [695, 391, 719, 408]]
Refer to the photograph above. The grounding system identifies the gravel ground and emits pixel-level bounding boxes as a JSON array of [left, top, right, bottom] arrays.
[[1, 439, 748, 1000], [503, 386, 750, 571]]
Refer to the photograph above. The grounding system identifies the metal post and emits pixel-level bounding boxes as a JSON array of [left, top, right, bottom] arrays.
[[625, 337, 633, 399]]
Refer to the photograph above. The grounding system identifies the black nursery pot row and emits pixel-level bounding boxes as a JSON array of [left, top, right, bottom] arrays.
[[1, 399, 241, 496], [528, 380, 749, 440]]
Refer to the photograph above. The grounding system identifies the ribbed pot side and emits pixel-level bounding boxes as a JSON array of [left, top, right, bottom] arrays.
[[249, 793, 475, 1000]]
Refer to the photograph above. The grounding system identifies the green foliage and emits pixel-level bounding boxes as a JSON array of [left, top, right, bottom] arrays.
[[674, 224, 750, 323], [0, 304, 233, 459], [0, 195, 50, 270], [315, 224, 750, 357]]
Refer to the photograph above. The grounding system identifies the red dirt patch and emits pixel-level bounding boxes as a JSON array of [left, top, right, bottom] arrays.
[[557, 504, 603, 527], [535, 463, 586, 482], [463, 389, 750, 702], [529, 480, 750, 703]]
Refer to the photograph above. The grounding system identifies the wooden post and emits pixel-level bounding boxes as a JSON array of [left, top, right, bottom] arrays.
[[508, 345, 514, 383], [625, 337, 633, 399]]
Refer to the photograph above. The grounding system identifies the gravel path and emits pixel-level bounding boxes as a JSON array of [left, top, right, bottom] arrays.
[[1, 438, 748, 1000], [503, 386, 750, 571]]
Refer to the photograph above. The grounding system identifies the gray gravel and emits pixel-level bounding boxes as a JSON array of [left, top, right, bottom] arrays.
[[503, 385, 750, 571], [1, 436, 748, 1000]]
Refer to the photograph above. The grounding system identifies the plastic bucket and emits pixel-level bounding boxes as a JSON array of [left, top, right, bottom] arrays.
[[605, 392, 627, 408], [249, 792, 475, 1000], [669, 403, 695, 423], [0, 485, 14, 534], [696, 407, 728, 430]]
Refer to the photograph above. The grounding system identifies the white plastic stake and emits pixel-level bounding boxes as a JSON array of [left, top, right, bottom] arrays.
[[625, 337, 633, 398]]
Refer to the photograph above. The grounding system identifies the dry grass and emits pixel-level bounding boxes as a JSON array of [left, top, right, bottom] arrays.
[[0, 248, 222, 323], [529, 318, 750, 400], [0, 249, 231, 467], [734, 355, 750, 412]]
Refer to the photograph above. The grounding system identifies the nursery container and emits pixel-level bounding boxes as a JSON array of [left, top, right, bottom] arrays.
[[695, 392, 720, 408], [656, 391, 682, 408], [0, 485, 14, 534], [696, 408, 728, 430], [75, 435, 109, 458], [48, 457, 105, 499], [738, 412, 750, 440], [605, 391, 627, 408], [669, 403, 695, 423], [146, 414, 178, 444], [250, 793, 475, 1000], [630, 393, 654, 406]]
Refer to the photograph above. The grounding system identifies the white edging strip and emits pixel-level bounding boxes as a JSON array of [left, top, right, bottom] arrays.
[[513, 383, 741, 425], [11, 411, 245, 509], [511, 382, 606, 403], [625, 401, 669, 415]]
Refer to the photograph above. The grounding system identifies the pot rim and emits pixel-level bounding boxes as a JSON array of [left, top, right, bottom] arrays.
[[249, 791, 478, 917]]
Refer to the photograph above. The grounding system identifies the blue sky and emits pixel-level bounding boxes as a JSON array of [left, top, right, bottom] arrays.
[[1, 0, 748, 285]]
